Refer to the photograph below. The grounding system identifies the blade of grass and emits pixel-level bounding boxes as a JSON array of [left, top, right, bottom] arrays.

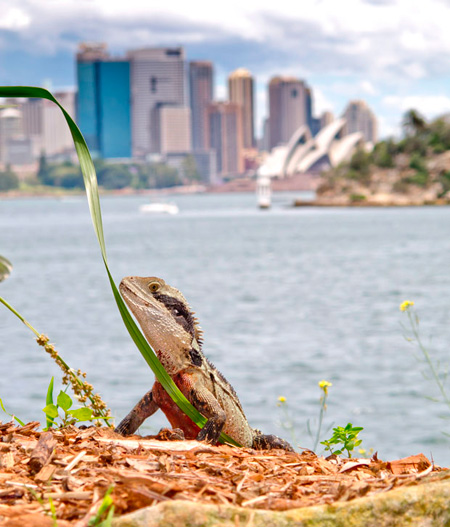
[[0, 397, 25, 426], [0, 86, 240, 446], [45, 377, 55, 429]]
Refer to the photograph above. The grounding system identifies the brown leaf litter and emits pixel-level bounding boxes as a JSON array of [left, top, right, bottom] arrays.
[[0, 421, 446, 526]]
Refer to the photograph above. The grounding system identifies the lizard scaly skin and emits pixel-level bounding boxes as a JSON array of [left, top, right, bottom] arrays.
[[115, 276, 293, 451]]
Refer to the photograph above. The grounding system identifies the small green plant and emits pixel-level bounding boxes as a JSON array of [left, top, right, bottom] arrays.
[[88, 486, 115, 526], [321, 423, 364, 457], [43, 378, 98, 429]]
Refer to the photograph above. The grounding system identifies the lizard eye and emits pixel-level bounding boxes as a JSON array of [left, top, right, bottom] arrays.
[[148, 281, 160, 293]]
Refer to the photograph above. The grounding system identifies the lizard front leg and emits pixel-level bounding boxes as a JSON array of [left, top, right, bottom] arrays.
[[185, 377, 226, 444], [115, 389, 159, 435]]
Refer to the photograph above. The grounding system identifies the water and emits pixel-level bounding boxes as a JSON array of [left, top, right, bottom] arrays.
[[1, 192, 450, 464]]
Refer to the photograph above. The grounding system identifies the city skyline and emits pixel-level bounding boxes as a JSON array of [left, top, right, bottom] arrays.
[[1, 0, 449, 140]]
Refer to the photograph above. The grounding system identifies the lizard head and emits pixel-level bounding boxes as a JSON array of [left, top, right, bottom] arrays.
[[119, 276, 203, 361]]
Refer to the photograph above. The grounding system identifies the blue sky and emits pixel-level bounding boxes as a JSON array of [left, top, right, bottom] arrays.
[[2, 0, 450, 139]]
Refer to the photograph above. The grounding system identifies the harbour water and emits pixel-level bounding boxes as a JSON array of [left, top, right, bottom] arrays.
[[1, 192, 450, 464]]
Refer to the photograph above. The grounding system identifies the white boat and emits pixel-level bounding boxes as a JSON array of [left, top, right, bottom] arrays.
[[257, 175, 272, 209], [139, 202, 179, 215]]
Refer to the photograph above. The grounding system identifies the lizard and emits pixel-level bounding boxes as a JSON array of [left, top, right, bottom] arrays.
[[115, 276, 294, 451]]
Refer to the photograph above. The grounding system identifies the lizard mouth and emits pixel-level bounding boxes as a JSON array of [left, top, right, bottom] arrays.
[[119, 277, 164, 314]]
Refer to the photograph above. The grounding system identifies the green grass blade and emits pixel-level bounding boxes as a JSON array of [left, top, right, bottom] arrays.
[[0, 86, 240, 447], [0, 255, 12, 283], [0, 397, 25, 426], [45, 377, 55, 429]]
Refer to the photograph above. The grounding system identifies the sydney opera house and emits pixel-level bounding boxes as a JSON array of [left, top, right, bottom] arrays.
[[258, 117, 373, 178]]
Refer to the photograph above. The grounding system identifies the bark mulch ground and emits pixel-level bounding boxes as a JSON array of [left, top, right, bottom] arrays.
[[0, 422, 445, 526]]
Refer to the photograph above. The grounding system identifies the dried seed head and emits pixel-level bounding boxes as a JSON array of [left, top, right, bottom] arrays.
[[37, 334, 49, 346]]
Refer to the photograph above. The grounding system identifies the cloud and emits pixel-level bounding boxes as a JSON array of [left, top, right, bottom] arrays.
[[2, 0, 450, 138], [3, 0, 450, 84], [0, 7, 31, 30]]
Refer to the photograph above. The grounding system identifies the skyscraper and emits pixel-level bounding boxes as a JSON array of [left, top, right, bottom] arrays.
[[189, 61, 213, 150], [128, 47, 186, 157], [342, 100, 378, 143], [159, 106, 192, 155], [228, 68, 255, 149], [42, 91, 76, 158], [207, 102, 243, 177], [320, 111, 335, 129], [76, 43, 131, 158], [268, 77, 309, 150]]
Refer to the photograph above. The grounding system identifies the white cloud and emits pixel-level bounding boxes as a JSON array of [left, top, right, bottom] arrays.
[[0, 7, 31, 29], [4, 0, 450, 142], [401, 63, 427, 80], [4, 0, 450, 86], [399, 30, 428, 51]]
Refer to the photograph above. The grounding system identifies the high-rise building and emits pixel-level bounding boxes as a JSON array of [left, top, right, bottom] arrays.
[[22, 98, 42, 138], [159, 106, 192, 155], [268, 77, 309, 150], [128, 47, 186, 157], [342, 100, 377, 143], [76, 43, 131, 158], [228, 68, 255, 149], [0, 106, 24, 164], [189, 61, 214, 150], [320, 111, 335, 129], [42, 91, 77, 158], [207, 101, 243, 177]]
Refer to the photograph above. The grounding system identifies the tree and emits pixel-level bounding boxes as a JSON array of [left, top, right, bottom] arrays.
[[402, 109, 428, 137], [0, 165, 19, 191], [60, 171, 84, 189], [97, 164, 132, 189], [349, 148, 372, 175], [181, 155, 200, 183], [37, 152, 52, 184], [42, 162, 80, 187], [428, 117, 450, 152], [373, 141, 394, 168]]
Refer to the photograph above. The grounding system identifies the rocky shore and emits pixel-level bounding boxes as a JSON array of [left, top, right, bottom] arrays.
[[297, 149, 450, 208]]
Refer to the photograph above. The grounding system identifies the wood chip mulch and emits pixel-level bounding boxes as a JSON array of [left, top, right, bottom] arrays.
[[0, 421, 446, 526]]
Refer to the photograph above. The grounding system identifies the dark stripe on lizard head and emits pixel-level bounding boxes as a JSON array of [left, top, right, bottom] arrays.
[[154, 293, 196, 339]]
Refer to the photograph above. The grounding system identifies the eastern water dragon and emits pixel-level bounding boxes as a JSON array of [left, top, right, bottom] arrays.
[[115, 276, 293, 451]]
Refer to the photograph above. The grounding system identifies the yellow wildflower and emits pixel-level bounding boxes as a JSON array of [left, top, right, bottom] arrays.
[[278, 396, 286, 403], [400, 300, 415, 312], [319, 380, 332, 395]]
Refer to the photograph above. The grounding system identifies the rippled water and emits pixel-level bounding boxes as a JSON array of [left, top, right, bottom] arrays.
[[1, 192, 450, 464]]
